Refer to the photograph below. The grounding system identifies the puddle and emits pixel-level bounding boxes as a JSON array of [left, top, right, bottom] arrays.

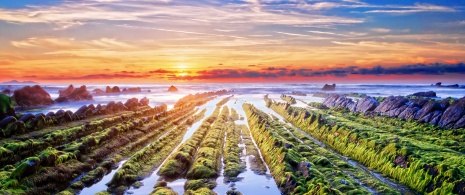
[[79, 160, 128, 195], [127, 96, 227, 194]]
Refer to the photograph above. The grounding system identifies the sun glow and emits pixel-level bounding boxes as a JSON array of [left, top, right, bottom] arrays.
[[176, 63, 189, 69]]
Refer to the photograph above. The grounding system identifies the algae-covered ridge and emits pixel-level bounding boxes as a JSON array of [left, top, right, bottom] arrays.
[[265, 96, 465, 194], [0, 90, 227, 195]]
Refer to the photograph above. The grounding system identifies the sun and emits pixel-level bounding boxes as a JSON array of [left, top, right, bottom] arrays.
[[176, 63, 189, 69]]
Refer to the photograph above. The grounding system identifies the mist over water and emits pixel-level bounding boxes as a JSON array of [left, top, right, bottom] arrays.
[[1, 83, 464, 114]]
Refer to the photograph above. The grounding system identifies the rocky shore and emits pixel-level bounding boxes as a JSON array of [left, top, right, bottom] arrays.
[[321, 92, 465, 129]]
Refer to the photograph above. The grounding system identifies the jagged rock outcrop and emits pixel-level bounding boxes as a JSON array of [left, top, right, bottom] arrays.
[[55, 85, 93, 103], [355, 97, 379, 113], [13, 85, 53, 108], [321, 84, 336, 91], [168, 85, 178, 92], [438, 98, 465, 129], [410, 91, 437, 98], [321, 94, 465, 129]]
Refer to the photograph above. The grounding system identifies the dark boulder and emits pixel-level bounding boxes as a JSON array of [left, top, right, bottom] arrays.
[[321, 84, 336, 91], [355, 97, 379, 113], [438, 98, 465, 128], [55, 110, 72, 124], [0, 116, 21, 137], [55, 85, 93, 102], [74, 105, 91, 119], [168, 85, 178, 92], [0, 116, 17, 129], [19, 113, 36, 123], [410, 91, 437, 98], [12, 85, 53, 108]]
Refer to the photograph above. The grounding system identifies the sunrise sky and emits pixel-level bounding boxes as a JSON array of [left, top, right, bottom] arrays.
[[1, 0, 465, 83]]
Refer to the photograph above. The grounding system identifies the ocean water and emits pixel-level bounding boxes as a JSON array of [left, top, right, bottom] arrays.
[[1, 83, 464, 114]]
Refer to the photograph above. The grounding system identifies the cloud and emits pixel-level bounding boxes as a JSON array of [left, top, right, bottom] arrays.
[[370, 28, 391, 33], [361, 3, 456, 14], [43, 73, 151, 80], [170, 63, 465, 80]]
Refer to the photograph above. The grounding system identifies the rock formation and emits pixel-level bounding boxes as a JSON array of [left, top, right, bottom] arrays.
[[321, 94, 465, 129], [122, 87, 142, 93], [55, 85, 93, 102], [321, 84, 336, 91], [12, 85, 53, 108], [410, 91, 437, 98], [168, 85, 178, 92]]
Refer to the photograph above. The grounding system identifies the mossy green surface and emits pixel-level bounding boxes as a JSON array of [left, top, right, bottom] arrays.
[[267, 96, 465, 194]]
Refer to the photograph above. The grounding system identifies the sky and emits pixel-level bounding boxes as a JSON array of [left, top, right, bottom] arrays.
[[0, 0, 465, 83]]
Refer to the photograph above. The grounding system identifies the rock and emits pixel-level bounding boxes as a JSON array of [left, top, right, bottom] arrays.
[[1, 89, 11, 95], [106, 86, 121, 93], [415, 101, 443, 121], [374, 96, 409, 115], [122, 87, 141, 93], [438, 98, 465, 128], [139, 97, 149, 106], [124, 98, 139, 110], [55, 85, 93, 102], [454, 115, 465, 129], [19, 113, 36, 123], [394, 155, 408, 168], [112, 86, 121, 93], [321, 84, 336, 91], [398, 107, 420, 120], [0, 116, 17, 129], [168, 85, 178, 92], [0, 116, 21, 136], [298, 162, 311, 177], [13, 157, 41, 179], [105, 86, 112, 93], [291, 91, 306, 96], [430, 111, 443, 125], [12, 85, 53, 108], [322, 94, 353, 108], [55, 110, 72, 124], [410, 91, 437, 98], [147, 89, 152, 93], [355, 97, 379, 113], [74, 105, 91, 119], [347, 101, 357, 112], [434, 82, 442, 87], [93, 88, 105, 94], [0, 94, 15, 120]]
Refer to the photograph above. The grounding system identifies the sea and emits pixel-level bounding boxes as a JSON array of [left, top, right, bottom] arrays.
[[1, 83, 465, 114]]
